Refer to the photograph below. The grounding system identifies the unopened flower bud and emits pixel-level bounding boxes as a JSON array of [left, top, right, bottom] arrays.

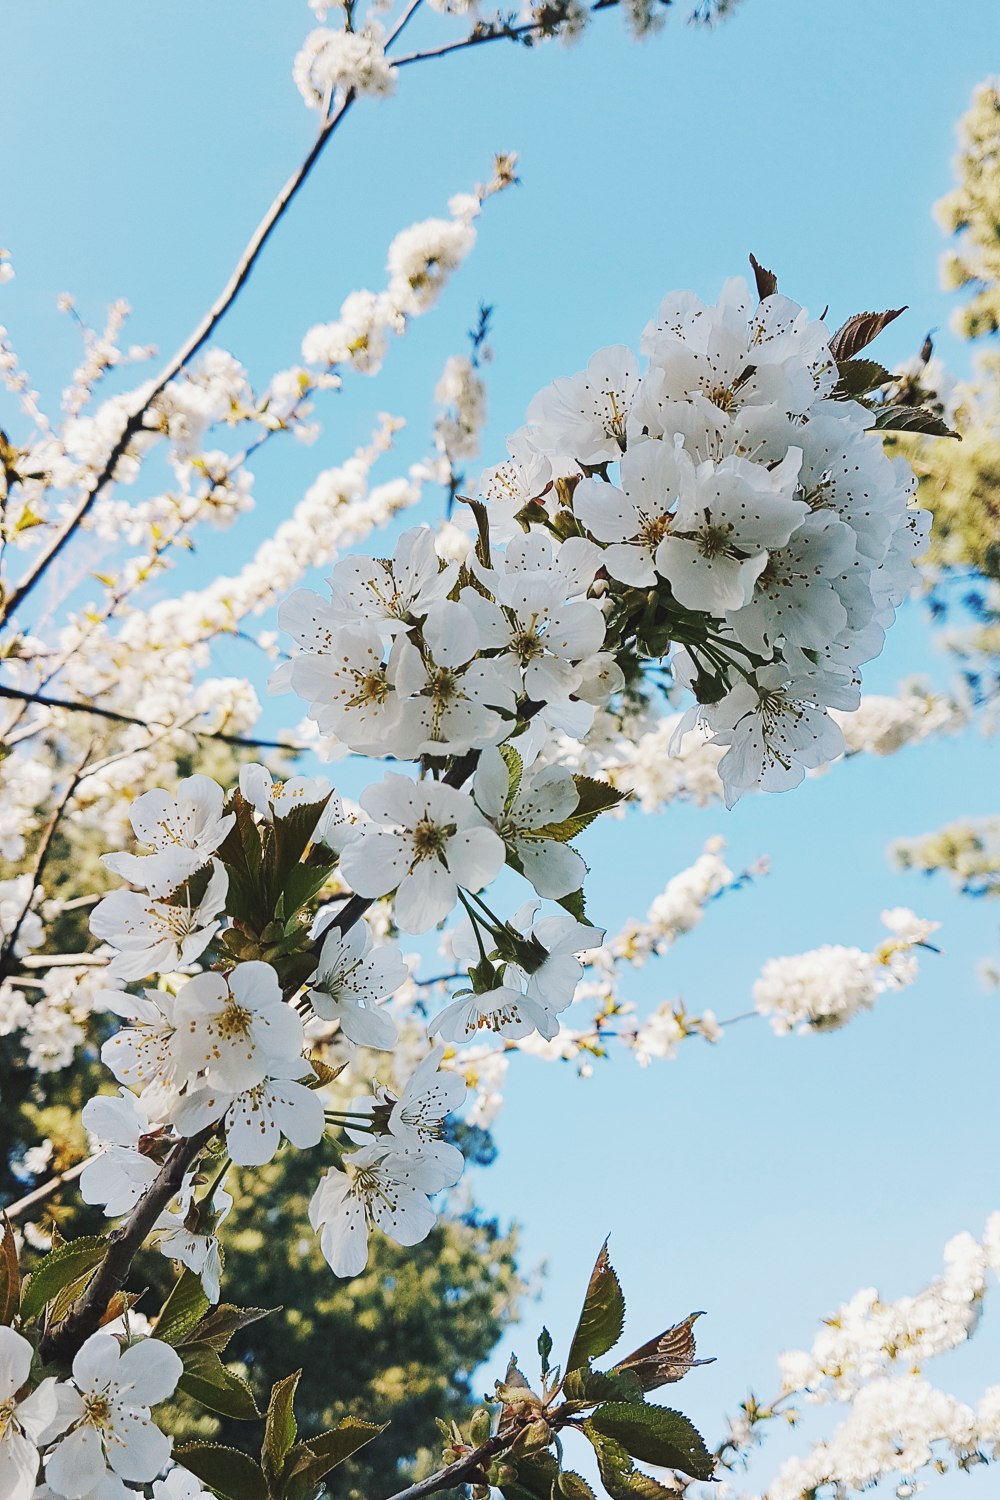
[[510, 1417, 552, 1456], [470, 1407, 493, 1445]]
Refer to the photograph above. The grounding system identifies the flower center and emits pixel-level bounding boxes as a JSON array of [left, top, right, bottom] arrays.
[[411, 816, 454, 864], [347, 669, 390, 710], [696, 521, 734, 559], [158, 903, 200, 938], [218, 1001, 254, 1040], [426, 667, 459, 706], [638, 511, 670, 549], [83, 1391, 114, 1431], [705, 383, 737, 414], [0, 1397, 17, 1441], [601, 391, 628, 450], [511, 626, 545, 664]]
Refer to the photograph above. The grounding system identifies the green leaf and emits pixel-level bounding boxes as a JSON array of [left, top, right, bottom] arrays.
[[217, 793, 262, 877], [49, 1263, 101, 1327], [20, 1235, 107, 1323], [499, 744, 523, 810], [263, 1370, 300, 1487], [281, 861, 335, 920], [587, 1403, 714, 1481], [584, 1369, 644, 1405], [500, 1450, 559, 1500], [556, 887, 587, 921], [559, 1472, 598, 1500], [0, 1215, 20, 1325], [223, 864, 266, 928], [535, 777, 627, 844], [565, 1241, 625, 1375], [184, 1303, 276, 1354], [873, 404, 960, 439], [269, 799, 331, 903], [834, 358, 892, 397], [178, 1342, 262, 1420], [152, 1268, 211, 1346], [175, 1443, 268, 1500], [537, 1326, 553, 1376], [581, 1425, 679, 1500], [828, 306, 907, 361], [282, 1418, 387, 1500]]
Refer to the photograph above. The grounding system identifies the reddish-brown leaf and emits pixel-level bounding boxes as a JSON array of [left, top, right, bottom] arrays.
[[828, 307, 907, 361], [749, 254, 778, 302]]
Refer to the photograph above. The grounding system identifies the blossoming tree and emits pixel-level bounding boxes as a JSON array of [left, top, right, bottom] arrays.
[[1, 5, 996, 1499]]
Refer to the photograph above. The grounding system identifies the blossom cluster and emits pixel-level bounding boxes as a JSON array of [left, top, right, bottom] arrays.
[[751, 907, 939, 1035]]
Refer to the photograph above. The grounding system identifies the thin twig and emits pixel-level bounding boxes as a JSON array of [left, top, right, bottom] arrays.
[[383, 1426, 522, 1500], [4, 1158, 95, 1221], [0, 685, 300, 752], [0, 749, 94, 979], [2, 95, 356, 625]]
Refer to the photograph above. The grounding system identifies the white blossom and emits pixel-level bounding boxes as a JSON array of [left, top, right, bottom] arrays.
[[0, 1327, 64, 1500], [307, 918, 406, 1049], [309, 1143, 455, 1278]]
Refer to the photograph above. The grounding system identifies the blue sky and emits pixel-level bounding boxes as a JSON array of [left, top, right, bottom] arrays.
[[3, 0, 1000, 1491]]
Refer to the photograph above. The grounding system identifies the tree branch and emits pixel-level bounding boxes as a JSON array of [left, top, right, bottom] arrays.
[[383, 1425, 524, 1500], [1, 94, 356, 626], [0, 684, 300, 752], [4, 1158, 94, 1221], [38, 1126, 215, 1365]]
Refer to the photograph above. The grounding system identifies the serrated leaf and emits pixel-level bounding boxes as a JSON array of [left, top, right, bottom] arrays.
[[500, 1450, 559, 1500], [0, 1215, 19, 1325], [538, 1326, 553, 1376], [49, 1263, 101, 1327], [828, 307, 907, 360], [269, 799, 330, 905], [566, 1241, 625, 1375], [748, 253, 777, 301], [183, 1303, 275, 1353], [179, 1342, 262, 1420], [20, 1235, 107, 1323], [217, 792, 262, 878], [263, 1370, 300, 1486], [99, 1290, 142, 1327], [556, 887, 587, 921], [499, 744, 523, 810], [614, 1313, 713, 1392], [282, 861, 335, 919], [559, 1472, 598, 1500], [282, 1417, 387, 1499], [581, 1425, 679, 1500], [587, 1403, 714, 1481], [176, 1443, 268, 1500], [459, 495, 492, 568], [834, 358, 892, 397], [873, 404, 960, 439], [152, 1267, 210, 1346], [584, 1369, 644, 1405], [534, 776, 626, 844]]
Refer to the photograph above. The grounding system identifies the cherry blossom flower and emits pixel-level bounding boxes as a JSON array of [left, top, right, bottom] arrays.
[[526, 346, 640, 464], [389, 600, 519, 758], [90, 860, 228, 982], [306, 919, 406, 1049], [101, 776, 234, 895], [340, 774, 505, 935], [171, 1062, 324, 1167], [347, 1044, 466, 1184], [326, 527, 457, 637], [726, 510, 863, 654], [473, 746, 585, 899], [100, 988, 185, 1109], [45, 1334, 182, 1497], [654, 449, 807, 614], [309, 1143, 456, 1278], [574, 436, 685, 587], [478, 428, 554, 540], [80, 1089, 161, 1218], [0, 1326, 64, 1500], [154, 1183, 232, 1303], [281, 617, 400, 754], [174, 962, 304, 1093], [153, 1468, 214, 1500], [236, 765, 352, 850]]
